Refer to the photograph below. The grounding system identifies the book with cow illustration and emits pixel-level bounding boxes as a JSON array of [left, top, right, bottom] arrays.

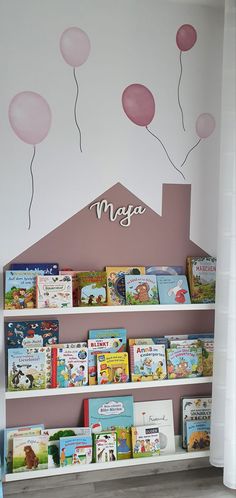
[[7, 347, 51, 391]]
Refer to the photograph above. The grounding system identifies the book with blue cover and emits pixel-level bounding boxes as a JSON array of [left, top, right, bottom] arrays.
[[6, 320, 59, 348], [125, 275, 159, 305], [10, 263, 59, 275], [59, 430, 92, 466], [5, 270, 44, 310], [88, 328, 127, 348], [146, 266, 184, 276], [157, 275, 191, 304], [186, 419, 211, 452]]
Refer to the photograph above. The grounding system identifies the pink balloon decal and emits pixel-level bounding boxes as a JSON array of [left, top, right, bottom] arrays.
[[176, 24, 197, 132], [60, 27, 91, 152], [9, 91, 52, 229], [196, 113, 215, 139], [122, 84, 155, 126]]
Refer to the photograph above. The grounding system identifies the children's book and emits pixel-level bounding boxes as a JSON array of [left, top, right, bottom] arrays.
[[89, 328, 127, 344], [12, 435, 48, 472], [125, 275, 159, 305], [188, 333, 214, 340], [11, 263, 59, 275], [133, 399, 175, 454], [106, 266, 145, 305], [131, 425, 160, 458], [181, 396, 212, 449], [130, 344, 167, 381], [42, 428, 89, 468], [94, 432, 117, 463], [59, 270, 89, 307], [36, 275, 73, 308], [5, 320, 59, 348], [4, 425, 44, 474], [51, 347, 88, 388], [88, 337, 126, 385], [84, 396, 134, 459], [5, 270, 43, 310], [169, 339, 199, 349], [166, 348, 203, 379], [157, 275, 191, 305], [186, 256, 216, 303], [186, 419, 211, 452], [128, 337, 169, 349], [145, 266, 184, 276], [77, 271, 107, 306], [8, 347, 51, 391], [59, 430, 92, 466], [201, 340, 214, 376], [97, 352, 129, 384]]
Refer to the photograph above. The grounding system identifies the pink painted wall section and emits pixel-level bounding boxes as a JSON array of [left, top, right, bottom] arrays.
[[6, 183, 213, 430]]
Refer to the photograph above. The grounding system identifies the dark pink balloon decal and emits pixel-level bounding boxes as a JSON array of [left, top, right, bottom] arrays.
[[9, 91, 52, 229], [176, 24, 197, 131], [60, 27, 90, 152]]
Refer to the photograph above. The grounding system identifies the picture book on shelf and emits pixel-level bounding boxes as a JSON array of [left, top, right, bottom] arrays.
[[145, 266, 184, 276], [5, 320, 59, 348], [12, 435, 48, 473], [59, 270, 89, 307], [94, 432, 117, 463], [186, 419, 211, 452], [186, 256, 216, 303], [128, 337, 169, 349], [106, 266, 145, 305], [88, 337, 126, 385], [51, 346, 88, 388], [42, 427, 90, 468], [125, 275, 159, 305], [181, 396, 212, 449], [36, 275, 73, 308], [97, 352, 129, 384], [133, 399, 175, 454], [4, 425, 44, 474], [77, 271, 107, 306], [89, 328, 127, 347], [130, 344, 167, 381], [10, 263, 59, 275], [8, 347, 51, 391], [59, 430, 92, 466], [201, 340, 214, 376], [166, 347, 203, 379], [131, 425, 160, 458], [5, 270, 43, 310], [157, 275, 191, 304]]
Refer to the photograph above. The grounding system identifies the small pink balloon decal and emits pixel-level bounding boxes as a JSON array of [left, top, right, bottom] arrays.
[[196, 113, 216, 139], [122, 84, 155, 127], [60, 27, 91, 152], [9, 91, 52, 229], [176, 24, 197, 132]]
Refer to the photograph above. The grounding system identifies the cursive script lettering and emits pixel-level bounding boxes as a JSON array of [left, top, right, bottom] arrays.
[[89, 199, 146, 227]]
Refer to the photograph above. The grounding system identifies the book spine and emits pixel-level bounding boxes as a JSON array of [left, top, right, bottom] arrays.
[[129, 346, 135, 381], [51, 348, 58, 388], [83, 399, 89, 426]]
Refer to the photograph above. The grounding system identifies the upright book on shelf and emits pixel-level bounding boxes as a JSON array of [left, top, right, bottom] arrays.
[[10, 263, 59, 275], [94, 432, 118, 463], [8, 347, 51, 391], [88, 337, 126, 385], [145, 266, 184, 276], [131, 425, 160, 458], [125, 275, 159, 305], [59, 430, 92, 466], [4, 425, 44, 474], [186, 256, 216, 303], [5, 320, 59, 348], [130, 344, 167, 381], [166, 347, 203, 379], [36, 275, 73, 308], [181, 396, 212, 449], [5, 270, 43, 310], [51, 346, 88, 388], [106, 266, 145, 305], [12, 435, 48, 473], [96, 352, 129, 384], [77, 271, 107, 306], [186, 419, 211, 452], [157, 275, 191, 304]]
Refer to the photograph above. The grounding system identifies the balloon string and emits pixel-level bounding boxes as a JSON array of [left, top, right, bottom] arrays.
[[28, 145, 36, 230], [73, 67, 82, 152], [146, 126, 186, 180], [180, 138, 201, 168], [177, 50, 185, 132]]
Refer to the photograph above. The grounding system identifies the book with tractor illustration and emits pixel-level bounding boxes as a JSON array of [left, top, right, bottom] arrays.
[[36, 275, 73, 309], [125, 275, 159, 305], [8, 347, 51, 391], [106, 266, 145, 305], [131, 425, 160, 458], [59, 430, 92, 467], [4, 425, 44, 474], [89, 328, 127, 348], [181, 396, 212, 449], [157, 275, 191, 305], [145, 266, 184, 276], [88, 337, 126, 385], [5, 320, 59, 349], [42, 427, 90, 468], [12, 435, 48, 473], [130, 344, 167, 381], [77, 271, 107, 306], [94, 431, 118, 463], [97, 352, 129, 384], [186, 256, 216, 303], [51, 346, 88, 388], [166, 347, 203, 379], [10, 263, 59, 275], [186, 419, 211, 452], [5, 270, 44, 310]]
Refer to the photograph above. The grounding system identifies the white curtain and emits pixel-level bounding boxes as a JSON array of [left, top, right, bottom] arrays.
[[210, 0, 236, 490]]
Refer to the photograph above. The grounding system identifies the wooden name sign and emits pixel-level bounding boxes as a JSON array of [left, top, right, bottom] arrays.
[[89, 199, 146, 227]]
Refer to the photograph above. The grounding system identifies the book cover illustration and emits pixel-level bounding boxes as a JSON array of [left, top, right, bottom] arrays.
[[5, 270, 43, 310], [133, 399, 175, 454], [78, 271, 107, 306], [145, 266, 184, 276], [106, 266, 145, 305], [59, 270, 89, 306], [88, 337, 126, 385], [60, 431, 92, 466], [130, 344, 167, 381], [157, 275, 191, 305], [131, 425, 160, 458], [51, 347, 88, 388], [4, 425, 44, 474], [97, 352, 129, 384], [128, 337, 169, 349], [186, 419, 211, 452], [169, 339, 199, 349], [89, 328, 127, 349], [42, 428, 90, 468], [167, 348, 203, 379], [181, 396, 212, 449], [11, 263, 59, 275], [201, 340, 214, 376], [125, 275, 159, 305], [8, 347, 51, 391], [94, 432, 117, 463], [36, 275, 73, 309], [187, 256, 216, 303], [12, 435, 48, 472], [6, 320, 59, 348]]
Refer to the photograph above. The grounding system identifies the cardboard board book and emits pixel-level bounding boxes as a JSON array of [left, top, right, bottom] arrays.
[[130, 344, 167, 381], [5, 320, 59, 348], [131, 425, 160, 458], [106, 266, 145, 305], [125, 275, 159, 305]]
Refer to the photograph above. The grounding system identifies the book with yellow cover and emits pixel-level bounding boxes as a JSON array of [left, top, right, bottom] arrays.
[[97, 352, 129, 384], [106, 267, 145, 305]]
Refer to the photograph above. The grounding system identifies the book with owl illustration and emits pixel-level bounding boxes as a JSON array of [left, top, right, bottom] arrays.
[[88, 337, 126, 385], [157, 275, 191, 305], [125, 275, 159, 305], [186, 419, 211, 452], [131, 425, 160, 458], [133, 400, 175, 454], [181, 396, 212, 448], [5, 320, 59, 349], [130, 344, 167, 381], [106, 266, 145, 305], [12, 435, 48, 473], [166, 348, 203, 379], [77, 271, 107, 306], [36, 275, 73, 309], [96, 352, 129, 384], [186, 256, 216, 303]]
